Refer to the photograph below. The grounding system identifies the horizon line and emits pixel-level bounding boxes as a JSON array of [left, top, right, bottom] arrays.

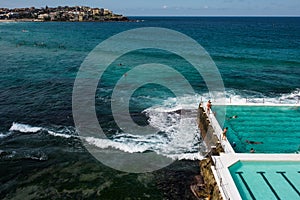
[[128, 15, 300, 17]]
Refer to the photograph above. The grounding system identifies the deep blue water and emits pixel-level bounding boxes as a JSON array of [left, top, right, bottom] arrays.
[[0, 17, 299, 199]]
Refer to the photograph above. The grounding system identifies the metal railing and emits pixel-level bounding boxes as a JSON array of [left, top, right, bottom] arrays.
[[212, 156, 231, 200], [226, 97, 300, 105]]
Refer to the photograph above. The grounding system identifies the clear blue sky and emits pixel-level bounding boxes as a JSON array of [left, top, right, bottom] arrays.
[[1, 0, 300, 16]]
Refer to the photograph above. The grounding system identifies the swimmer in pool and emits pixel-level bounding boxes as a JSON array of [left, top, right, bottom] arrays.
[[245, 140, 263, 144], [226, 115, 238, 120]]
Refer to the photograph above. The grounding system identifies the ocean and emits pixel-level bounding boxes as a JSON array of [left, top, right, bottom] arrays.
[[0, 17, 299, 199]]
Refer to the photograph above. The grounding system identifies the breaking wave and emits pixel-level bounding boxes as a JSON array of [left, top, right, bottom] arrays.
[[4, 89, 299, 161], [8, 122, 78, 139]]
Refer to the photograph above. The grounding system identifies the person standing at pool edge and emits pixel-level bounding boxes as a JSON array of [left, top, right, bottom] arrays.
[[222, 127, 228, 140], [207, 100, 212, 114]]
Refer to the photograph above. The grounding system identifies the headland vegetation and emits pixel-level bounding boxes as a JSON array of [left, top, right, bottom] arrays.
[[0, 6, 129, 22]]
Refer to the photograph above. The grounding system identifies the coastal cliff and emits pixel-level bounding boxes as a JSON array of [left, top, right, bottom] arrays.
[[191, 103, 224, 200], [197, 103, 224, 156], [0, 6, 129, 22]]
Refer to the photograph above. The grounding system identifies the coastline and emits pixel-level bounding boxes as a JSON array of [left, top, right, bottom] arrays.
[[0, 6, 130, 23], [0, 18, 132, 23], [0, 19, 38, 22]]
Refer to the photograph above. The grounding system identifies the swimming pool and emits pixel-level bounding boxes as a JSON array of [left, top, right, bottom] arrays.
[[229, 160, 300, 200], [214, 105, 300, 153]]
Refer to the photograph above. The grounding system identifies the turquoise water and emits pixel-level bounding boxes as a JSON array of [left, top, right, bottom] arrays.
[[229, 161, 300, 200], [0, 17, 299, 198], [215, 105, 300, 153]]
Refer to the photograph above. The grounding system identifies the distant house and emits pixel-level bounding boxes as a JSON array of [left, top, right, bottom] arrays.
[[92, 9, 98, 16], [38, 13, 50, 21], [7, 12, 19, 19], [103, 9, 112, 16], [79, 14, 83, 22], [99, 8, 104, 15], [0, 11, 7, 19], [49, 12, 58, 21]]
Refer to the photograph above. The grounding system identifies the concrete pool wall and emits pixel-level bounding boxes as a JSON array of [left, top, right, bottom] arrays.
[[212, 153, 300, 200], [195, 102, 300, 200]]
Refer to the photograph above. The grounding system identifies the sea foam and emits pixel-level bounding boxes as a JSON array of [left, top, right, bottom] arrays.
[[8, 122, 77, 139], [9, 122, 42, 133], [5, 89, 298, 161]]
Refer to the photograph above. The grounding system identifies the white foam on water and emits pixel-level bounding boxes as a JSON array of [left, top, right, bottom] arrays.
[[198, 89, 300, 105], [8, 122, 78, 139], [84, 95, 204, 161], [47, 130, 74, 139], [6, 89, 298, 161], [279, 88, 300, 102], [87, 89, 299, 161], [166, 152, 203, 161], [23, 151, 48, 161], [226, 89, 300, 105], [1, 149, 48, 161], [0, 133, 10, 138], [84, 137, 150, 153], [9, 122, 42, 133]]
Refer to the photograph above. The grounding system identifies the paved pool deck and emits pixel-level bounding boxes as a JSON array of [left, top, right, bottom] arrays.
[[212, 153, 300, 200]]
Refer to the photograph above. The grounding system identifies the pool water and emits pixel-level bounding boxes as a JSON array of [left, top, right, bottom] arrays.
[[229, 161, 300, 200], [214, 106, 300, 153]]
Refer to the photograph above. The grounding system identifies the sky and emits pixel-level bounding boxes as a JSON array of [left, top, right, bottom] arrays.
[[1, 0, 300, 16]]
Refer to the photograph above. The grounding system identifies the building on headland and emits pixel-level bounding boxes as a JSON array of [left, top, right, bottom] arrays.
[[8, 12, 20, 19], [38, 13, 50, 21], [0, 6, 129, 22], [0, 10, 7, 19], [78, 14, 83, 22], [92, 8, 100, 16], [103, 9, 112, 16]]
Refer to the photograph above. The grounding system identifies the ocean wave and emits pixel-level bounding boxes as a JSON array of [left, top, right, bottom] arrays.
[[224, 88, 300, 105], [47, 130, 77, 139], [23, 151, 48, 161], [0, 150, 48, 161], [176, 89, 300, 105], [9, 122, 42, 133], [4, 88, 299, 161], [279, 88, 300, 101], [0, 94, 214, 161], [74, 93, 204, 161], [79, 97, 203, 161], [85, 137, 150, 153], [109, 89, 299, 160], [8, 122, 78, 139], [166, 152, 203, 161], [0, 132, 11, 138], [84, 131, 202, 161]]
